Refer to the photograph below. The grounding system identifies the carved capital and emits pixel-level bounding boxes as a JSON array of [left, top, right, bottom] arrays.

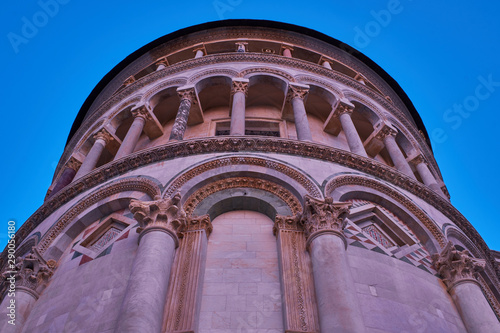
[[192, 46, 205, 54], [432, 242, 486, 289], [1, 247, 56, 297], [124, 76, 135, 86], [273, 215, 302, 235], [130, 193, 187, 244], [300, 195, 351, 243], [177, 87, 196, 102], [131, 105, 151, 121], [235, 42, 248, 52], [287, 84, 309, 102], [155, 58, 168, 67], [231, 79, 249, 96], [374, 124, 398, 140], [185, 215, 213, 237], [66, 156, 82, 172], [333, 100, 355, 117], [93, 129, 114, 144], [408, 154, 426, 166]]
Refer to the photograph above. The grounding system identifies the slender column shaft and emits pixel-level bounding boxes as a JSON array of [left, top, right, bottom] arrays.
[[170, 88, 195, 140], [0, 289, 37, 333], [283, 47, 293, 57], [383, 134, 415, 178], [414, 160, 445, 196], [194, 49, 204, 58], [115, 109, 148, 160], [115, 231, 176, 333], [291, 97, 313, 141], [74, 130, 112, 179], [450, 281, 500, 333], [230, 80, 248, 136], [339, 111, 367, 157], [309, 234, 366, 333]]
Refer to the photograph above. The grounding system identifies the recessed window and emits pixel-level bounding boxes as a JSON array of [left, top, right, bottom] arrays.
[[80, 218, 127, 253], [215, 120, 280, 137]]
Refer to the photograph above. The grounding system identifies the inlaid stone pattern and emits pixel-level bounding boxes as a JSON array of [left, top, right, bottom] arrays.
[[199, 211, 283, 332]]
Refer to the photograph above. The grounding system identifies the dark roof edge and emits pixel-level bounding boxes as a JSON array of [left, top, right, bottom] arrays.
[[66, 19, 432, 150]]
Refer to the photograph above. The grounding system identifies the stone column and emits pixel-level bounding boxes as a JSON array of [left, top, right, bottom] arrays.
[[282, 45, 293, 58], [301, 196, 366, 333], [193, 47, 204, 58], [335, 100, 368, 157], [432, 242, 500, 333], [155, 59, 168, 71], [230, 79, 248, 136], [48, 157, 81, 198], [114, 106, 151, 160], [169, 87, 196, 141], [74, 129, 113, 180], [409, 154, 446, 197], [322, 60, 332, 69], [115, 194, 187, 333], [273, 215, 319, 332], [378, 125, 415, 179], [235, 42, 247, 53], [288, 84, 313, 141], [0, 248, 56, 333], [163, 215, 212, 333]]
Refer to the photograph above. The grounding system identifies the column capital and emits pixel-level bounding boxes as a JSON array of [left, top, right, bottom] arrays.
[[408, 153, 426, 166], [333, 99, 355, 117], [131, 105, 152, 121], [155, 57, 168, 67], [432, 242, 486, 290], [235, 42, 248, 52], [300, 195, 351, 246], [287, 83, 309, 102], [1, 247, 56, 298], [66, 156, 82, 172], [129, 193, 187, 246], [124, 76, 135, 86], [273, 214, 302, 235], [374, 123, 398, 140], [93, 128, 114, 144], [184, 214, 213, 237], [177, 86, 197, 102], [231, 79, 249, 96], [192, 46, 205, 54]]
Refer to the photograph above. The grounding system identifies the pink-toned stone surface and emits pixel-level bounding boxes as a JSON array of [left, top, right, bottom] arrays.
[[199, 211, 283, 333]]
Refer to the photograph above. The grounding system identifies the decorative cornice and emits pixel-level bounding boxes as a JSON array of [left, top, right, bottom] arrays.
[[300, 195, 351, 247], [130, 193, 186, 245], [1, 248, 56, 298], [5, 137, 497, 282], [432, 242, 486, 290], [183, 177, 303, 216]]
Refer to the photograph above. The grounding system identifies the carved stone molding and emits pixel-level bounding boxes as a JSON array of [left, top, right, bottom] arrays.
[[1, 248, 56, 299], [240, 67, 295, 82], [333, 99, 355, 117], [164, 155, 321, 198], [301, 195, 351, 246], [130, 193, 187, 245], [273, 214, 302, 235], [325, 174, 447, 248], [408, 154, 426, 166], [432, 242, 486, 290], [6, 137, 496, 284], [184, 214, 213, 237], [183, 177, 303, 216], [374, 123, 398, 141], [66, 156, 82, 172], [177, 87, 196, 103]]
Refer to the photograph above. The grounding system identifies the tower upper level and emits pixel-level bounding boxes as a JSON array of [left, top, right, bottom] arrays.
[[49, 19, 447, 200]]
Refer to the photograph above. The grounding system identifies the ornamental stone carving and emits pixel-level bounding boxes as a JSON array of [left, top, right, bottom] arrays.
[[93, 128, 114, 144], [273, 214, 301, 235], [300, 195, 351, 243], [1, 247, 56, 298], [130, 105, 152, 121], [177, 87, 196, 102], [231, 79, 249, 96], [432, 242, 486, 289], [333, 99, 355, 117], [408, 154, 426, 166], [66, 156, 82, 171], [374, 123, 398, 140], [184, 214, 213, 237], [287, 84, 309, 101], [129, 193, 187, 243]]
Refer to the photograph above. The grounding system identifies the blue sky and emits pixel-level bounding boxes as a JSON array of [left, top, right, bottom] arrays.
[[1, 1, 499, 252]]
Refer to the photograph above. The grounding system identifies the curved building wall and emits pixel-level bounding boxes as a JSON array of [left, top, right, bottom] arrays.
[[1, 20, 499, 333]]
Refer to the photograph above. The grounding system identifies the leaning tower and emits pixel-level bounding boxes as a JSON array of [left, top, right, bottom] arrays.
[[1, 19, 499, 333]]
